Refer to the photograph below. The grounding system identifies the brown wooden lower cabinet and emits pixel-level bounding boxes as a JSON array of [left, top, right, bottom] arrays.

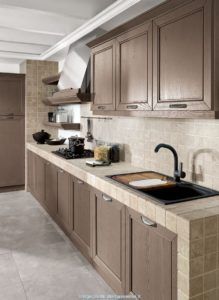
[[56, 169, 72, 232], [91, 189, 126, 294], [27, 150, 35, 193], [126, 207, 177, 300], [27, 150, 44, 203], [70, 177, 91, 259], [45, 161, 58, 217], [27, 151, 177, 298]]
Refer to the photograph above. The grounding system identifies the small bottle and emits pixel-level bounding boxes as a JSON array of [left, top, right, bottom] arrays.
[[109, 145, 120, 162]]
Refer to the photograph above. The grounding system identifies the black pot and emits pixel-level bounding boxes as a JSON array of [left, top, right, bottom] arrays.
[[69, 136, 85, 155], [33, 130, 51, 144]]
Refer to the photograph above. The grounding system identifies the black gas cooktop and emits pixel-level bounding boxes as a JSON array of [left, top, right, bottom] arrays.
[[52, 148, 94, 160]]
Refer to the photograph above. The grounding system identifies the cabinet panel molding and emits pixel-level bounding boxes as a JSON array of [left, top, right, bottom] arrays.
[[115, 22, 152, 111], [91, 189, 126, 294], [71, 178, 92, 259], [126, 207, 177, 300]]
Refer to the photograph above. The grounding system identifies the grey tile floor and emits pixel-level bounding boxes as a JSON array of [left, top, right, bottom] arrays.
[[0, 191, 114, 300]]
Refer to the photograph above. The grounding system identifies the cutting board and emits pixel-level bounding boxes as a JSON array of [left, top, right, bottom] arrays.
[[110, 171, 174, 190]]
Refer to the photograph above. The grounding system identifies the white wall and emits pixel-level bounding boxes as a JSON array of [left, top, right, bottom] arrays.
[[0, 63, 21, 73]]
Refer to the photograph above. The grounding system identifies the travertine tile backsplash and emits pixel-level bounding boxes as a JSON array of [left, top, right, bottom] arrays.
[[80, 104, 219, 190], [23, 60, 59, 142]]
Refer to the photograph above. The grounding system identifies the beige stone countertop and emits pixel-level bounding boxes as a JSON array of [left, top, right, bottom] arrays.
[[27, 142, 219, 236]]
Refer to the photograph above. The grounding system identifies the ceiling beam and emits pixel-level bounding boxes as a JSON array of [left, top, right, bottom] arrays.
[[0, 5, 87, 36], [0, 39, 51, 47], [0, 51, 39, 60], [0, 41, 49, 54], [0, 25, 65, 37], [0, 4, 88, 22]]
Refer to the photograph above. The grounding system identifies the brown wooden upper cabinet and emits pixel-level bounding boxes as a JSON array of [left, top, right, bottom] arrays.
[[126, 208, 177, 300], [91, 189, 126, 294], [88, 0, 217, 118], [116, 22, 152, 111], [153, 0, 212, 111], [91, 39, 116, 111]]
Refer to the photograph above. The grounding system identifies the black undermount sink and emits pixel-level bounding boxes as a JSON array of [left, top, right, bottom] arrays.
[[108, 144, 219, 205], [107, 172, 219, 205], [143, 181, 219, 205]]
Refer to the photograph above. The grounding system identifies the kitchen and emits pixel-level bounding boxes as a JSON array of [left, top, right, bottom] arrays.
[[0, 0, 218, 299]]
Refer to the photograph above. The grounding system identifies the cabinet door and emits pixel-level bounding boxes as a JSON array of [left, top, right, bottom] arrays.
[[153, 0, 212, 111], [34, 155, 45, 204], [91, 189, 126, 294], [27, 150, 35, 193], [116, 23, 152, 111], [57, 169, 71, 232], [91, 39, 116, 111], [71, 178, 91, 258], [126, 208, 177, 300], [0, 74, 24, 115], [45, 162, 58, 217], [0, 116, 24, 188]]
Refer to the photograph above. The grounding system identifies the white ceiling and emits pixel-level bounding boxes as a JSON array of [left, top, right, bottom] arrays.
[[0, 0, 116, 63], [0, 0, 165, 66]]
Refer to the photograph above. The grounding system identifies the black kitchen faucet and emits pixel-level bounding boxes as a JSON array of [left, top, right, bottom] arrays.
[[154, 143, 186, 182]]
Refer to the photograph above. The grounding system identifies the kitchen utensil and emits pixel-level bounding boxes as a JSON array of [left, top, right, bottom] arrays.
[[48, 112, 55, 122], [53, 148, 93, 160], [109, 144, 120, 162], [45, 138, 66, 145], [33, 130, 51, 144], [55, 108, 68, 123], [86, 118, 93, 142], [86, 160, 111, 167], [68, 136, 85, 155], [129, 179, 167, 188], [94, 145, 110, 161]]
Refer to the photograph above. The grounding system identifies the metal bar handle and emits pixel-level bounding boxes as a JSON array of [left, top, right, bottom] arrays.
[[77, 179, 84, 184], [97, 106, 106, 110], [141, 216, 156, 227], [1, 113, 14, 116], [0, 116, 14, 120], [102, 194, 112, 202], [169, 104, 187, 109], [126, 105, 138, 109]]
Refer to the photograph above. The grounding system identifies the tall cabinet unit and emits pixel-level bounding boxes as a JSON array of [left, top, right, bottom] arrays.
[[0, 74, 25, 189], [153, 0, 212, 111]]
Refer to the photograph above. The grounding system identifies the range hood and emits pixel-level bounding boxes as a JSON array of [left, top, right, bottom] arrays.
[[44, 31, 104, 106], [43, 63, 91, 106]]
